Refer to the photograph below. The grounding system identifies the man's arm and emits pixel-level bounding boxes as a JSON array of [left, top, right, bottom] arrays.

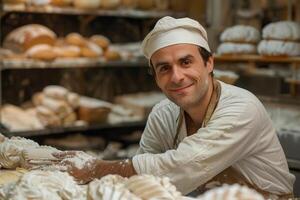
[[132, 101, 262, 194], [53, 151, 137, 184]]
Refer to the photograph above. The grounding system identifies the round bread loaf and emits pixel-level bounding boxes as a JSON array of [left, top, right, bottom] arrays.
[[81, 42, 103, 58], [121, 0, 137, 8], [101, 0, 121, 9], [25, 44, 57, 60], [220, 25, 260, 43], [90, 35, 110, 50], [51, 0, 72, 6], [73, 0, 101, 9], [217, 42, 257, 55], [65, 32, 87, 47], [262, 21, 300, 41], [3, 24, 57, 53], [136, 0, 154, 10], [27, 0, 51, 6], [53, 45, 81, 58], [104, 48, 121, 61], [258, 40, 300, 56]]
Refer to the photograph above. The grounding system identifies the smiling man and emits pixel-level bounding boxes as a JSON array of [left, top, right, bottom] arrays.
[[54, 16, 295, 198]]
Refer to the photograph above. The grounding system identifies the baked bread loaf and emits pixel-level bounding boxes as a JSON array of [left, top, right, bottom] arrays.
[[257, 40, 300, 56], [90, 35, 110, 50], [51, 0, 73, 6], [27, 0, 51, 6], [0, 104, 44, 131], [78, 96, 111, 124], [262, 21, 300, 41], [217, 42, 257, 55], [3, 24, 57, 53], [220, 25, 260, 44], [43, 85, 69, 100], [136, 0, 154, 10], [154, 0, 169, 10], [65, 32, 87, 47], [73, 0, 101, 9], [101, 0, 121, 9], [121, 0, 137, 8], [25, 44, 57, 60], [104, 48, 121, 61], [3, 0, 26, 4], [81, 42, 103, 58], [36, 106, 62, 127], [53, 45, 81, 58]]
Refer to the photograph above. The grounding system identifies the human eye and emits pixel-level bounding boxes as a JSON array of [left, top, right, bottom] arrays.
[[157, 65, 170, 74], [181, 58, 192, 67]]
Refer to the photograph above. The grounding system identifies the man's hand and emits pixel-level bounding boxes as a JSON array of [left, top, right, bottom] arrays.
[[52, 151, 98, 184], [52, 151, 137, 184]]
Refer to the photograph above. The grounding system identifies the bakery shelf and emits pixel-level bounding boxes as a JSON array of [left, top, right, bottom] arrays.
[[0, 58, 148, 70], [2, 4, 186, 18], [0, 120, 147, 138], [214, 55, 300, 64]]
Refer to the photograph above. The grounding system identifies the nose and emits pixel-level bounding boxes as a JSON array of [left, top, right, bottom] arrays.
[[170, 65, 184, 83]]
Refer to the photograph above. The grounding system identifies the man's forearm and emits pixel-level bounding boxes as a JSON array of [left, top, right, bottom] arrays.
[[95, 159, 137, 178]]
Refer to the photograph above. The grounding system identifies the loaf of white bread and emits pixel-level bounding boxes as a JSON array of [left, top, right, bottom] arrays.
[[3, 24, 57, 53], [258, 21, 300, 56], [217, 25, 260, 55]]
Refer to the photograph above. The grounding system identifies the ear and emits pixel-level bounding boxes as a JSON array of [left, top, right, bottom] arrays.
[[206, 56, 214, 74]]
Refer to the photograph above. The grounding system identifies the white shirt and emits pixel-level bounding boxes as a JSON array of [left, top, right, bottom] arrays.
[[132, 81, 295, 195]]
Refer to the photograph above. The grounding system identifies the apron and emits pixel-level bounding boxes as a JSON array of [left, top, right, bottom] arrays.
[[172, 79, 293, 199]]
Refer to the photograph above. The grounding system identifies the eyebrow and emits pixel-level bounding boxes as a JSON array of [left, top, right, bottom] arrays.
[[153, 54, 194, 69], [154, 61, 169, 70], [179, 54, 194, 63]]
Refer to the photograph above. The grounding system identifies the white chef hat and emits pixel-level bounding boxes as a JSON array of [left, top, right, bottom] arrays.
[[141, 16, 211, 59]]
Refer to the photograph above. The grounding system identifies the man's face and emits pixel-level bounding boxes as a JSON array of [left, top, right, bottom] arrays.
[[151, 44, 213, 109]]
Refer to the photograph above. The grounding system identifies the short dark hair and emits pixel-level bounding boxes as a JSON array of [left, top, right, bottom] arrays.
[[148, 46, 213, 75]]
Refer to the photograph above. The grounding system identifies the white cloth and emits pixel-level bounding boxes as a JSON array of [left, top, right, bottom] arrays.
[[132, 81, 295, 195], [141, 16, 211, 59]]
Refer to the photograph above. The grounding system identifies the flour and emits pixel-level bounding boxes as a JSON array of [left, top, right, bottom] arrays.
[[63, 151, 95, 170]]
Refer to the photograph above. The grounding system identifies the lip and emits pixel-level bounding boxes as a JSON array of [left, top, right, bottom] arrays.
[[168, 83, 194, 92]]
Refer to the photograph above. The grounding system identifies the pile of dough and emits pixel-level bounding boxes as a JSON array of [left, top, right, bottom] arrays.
[[217, 25, 260, 55], [7, 170, 86, 200], [196, 184, 264, 200], [0, 137, 39, 169], [258, 21, 300, 56], [124, 174, 182, 199], [87, 175, 140, 200]]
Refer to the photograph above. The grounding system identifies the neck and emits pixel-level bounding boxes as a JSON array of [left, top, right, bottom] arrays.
[[185, 78, 214, 127]]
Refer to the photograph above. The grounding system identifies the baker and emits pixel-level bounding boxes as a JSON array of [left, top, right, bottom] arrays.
[[53, 16, 295, 198]]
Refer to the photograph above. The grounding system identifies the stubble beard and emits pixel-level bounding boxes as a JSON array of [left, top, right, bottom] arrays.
[[166, 78, 209, 110]]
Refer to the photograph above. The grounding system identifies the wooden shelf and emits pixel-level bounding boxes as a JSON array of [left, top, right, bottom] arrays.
[[0, 58, 148, 70], [214, 55, 300, 64], [0, 120, 147, 137], [2, 4, 186, 18]]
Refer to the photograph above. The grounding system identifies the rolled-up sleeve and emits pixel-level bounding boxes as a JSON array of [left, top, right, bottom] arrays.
[[132, 101, 262, 194]]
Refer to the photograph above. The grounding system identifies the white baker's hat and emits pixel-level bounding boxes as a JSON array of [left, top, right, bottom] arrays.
[[141, 16, 211, 59]]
